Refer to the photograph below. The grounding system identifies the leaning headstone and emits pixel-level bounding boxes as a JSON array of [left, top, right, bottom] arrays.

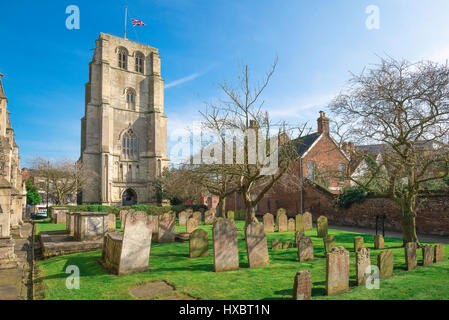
[[323, 234, 336, 253], [204, 210, 215, 225], [356, 247, 371, 286], [317, 216, 328, 238], [303, 212, 313, 231], [186, 217, 199, 233], [292, 270, 312, 300], [277, 213, 288, 232], [226, 211, 235, 220], [422, 244, 434, 266], [245, 222, 269, 268], [213, 219, 239, 272], [263, 213, 275, 233], [193, 211, 202, 225], [271, 239, 282, 250], [434, 244, 444, 263], [377, 250, 394, 278], [354, 236, 364, 252], [100, 211, 154, 275], [297, 236, 314, 262], [405, 242, 417, 271], [51, 207, 69, 224], [178, 211, 189, 226], [295, 230, 304, 246], [295, 214, 304, 233], [287, 218, 295, 232], [189, 229, 209, 258], [325, 246, 350, 296], [374, 234, 384, 249], [157, 213, 175, 243]]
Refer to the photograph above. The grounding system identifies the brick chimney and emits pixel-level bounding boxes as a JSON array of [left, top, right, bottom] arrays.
[[317, 111, 329, 135]]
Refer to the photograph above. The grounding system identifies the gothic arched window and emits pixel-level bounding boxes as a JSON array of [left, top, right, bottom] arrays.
[[135, 52, 144, 73], [118, 48, 128, 69], [125, 88, 136, 110], [122, 129, 138, 159]]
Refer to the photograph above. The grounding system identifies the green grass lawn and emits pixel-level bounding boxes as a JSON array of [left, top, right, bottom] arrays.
[[35, 219, 449, 300]]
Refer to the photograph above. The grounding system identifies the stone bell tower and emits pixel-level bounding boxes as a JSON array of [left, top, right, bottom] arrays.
[[80, 33, 169, 205]]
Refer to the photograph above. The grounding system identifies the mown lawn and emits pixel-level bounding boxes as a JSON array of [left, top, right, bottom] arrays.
[[35, 219, 449, 300]]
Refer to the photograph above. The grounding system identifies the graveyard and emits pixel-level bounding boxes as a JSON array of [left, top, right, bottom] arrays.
[[33, 215, 449, 300]]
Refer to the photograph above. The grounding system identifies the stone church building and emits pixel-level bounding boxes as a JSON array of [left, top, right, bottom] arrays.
[[80, 33, 169, 206]]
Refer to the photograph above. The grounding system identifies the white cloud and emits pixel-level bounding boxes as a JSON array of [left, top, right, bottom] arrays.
[[165, 72, 203, 89]]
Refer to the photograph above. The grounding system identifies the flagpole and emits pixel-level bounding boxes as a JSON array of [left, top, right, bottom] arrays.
[[124, 6, 128, 39]]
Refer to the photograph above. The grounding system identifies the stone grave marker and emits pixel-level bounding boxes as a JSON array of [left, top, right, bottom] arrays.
[[213, 219, 239, 272], [189, 229, 209, 258], [292, 270, 312, 300], [245, 222, 269, 268], [325, 246, 349, 296]]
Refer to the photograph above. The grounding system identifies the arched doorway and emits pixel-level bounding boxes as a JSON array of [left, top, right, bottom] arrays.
[[122, 188, 137, 206]]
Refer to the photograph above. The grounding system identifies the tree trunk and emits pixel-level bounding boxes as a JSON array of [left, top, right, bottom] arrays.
[[216, 196, 226, 218], [244, 205, 256, 229], [401, 209, 419, 245]]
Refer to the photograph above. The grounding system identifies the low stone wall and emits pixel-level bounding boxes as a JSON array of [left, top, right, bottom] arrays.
[[303, 181, 449, 236]]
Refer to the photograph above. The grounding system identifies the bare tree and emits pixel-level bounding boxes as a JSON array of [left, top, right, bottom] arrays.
[[197, 59, 308, 227], [151, 166, 203, 204], [330, 57, 449, 244], [31, 157, 87, 205]]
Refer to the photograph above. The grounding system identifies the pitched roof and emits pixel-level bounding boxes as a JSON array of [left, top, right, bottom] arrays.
[[294, 132, 322, 156]]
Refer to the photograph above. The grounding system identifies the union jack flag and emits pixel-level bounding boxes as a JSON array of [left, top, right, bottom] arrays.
[[131, 18, 146, 26]]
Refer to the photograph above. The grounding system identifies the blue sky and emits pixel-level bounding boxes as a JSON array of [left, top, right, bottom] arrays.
[[1, 0, 449, 166]]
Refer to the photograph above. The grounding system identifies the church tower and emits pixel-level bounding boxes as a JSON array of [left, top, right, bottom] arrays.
[[80, 33, 169, 205]]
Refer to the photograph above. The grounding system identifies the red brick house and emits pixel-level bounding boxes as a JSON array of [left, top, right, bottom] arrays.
[[226, 111, 350, 216]]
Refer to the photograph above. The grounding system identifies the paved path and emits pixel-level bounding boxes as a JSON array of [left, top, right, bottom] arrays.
[[0, 223, 32, 300], [328, 224, 449, 244]]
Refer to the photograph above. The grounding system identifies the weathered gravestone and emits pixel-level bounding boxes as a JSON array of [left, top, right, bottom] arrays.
[[204, 210, 215, 225], [73, 212, 109, 241], [354, 236, 364, 252], [303, 212, 313, 231], [119, 210, 128, 227], [276, 208, 286, 218], [323, 234, 336, 253], [374, 234, 384, 249], [178, 211, 189, 226], [271, 239, 282, 250], [277, 213, 288, 233], [66, 212, 75, 236], [377, 250, 394, 278], [422, 244, 434, 266], [51, 207, 69, 224], [292, 270, 312, 300], [263, 213, 274, 233], [288, 218, 295, 232], [213, 219, 239, 272], [297, 236, 314, 262], [108, 213, 116, 230], [186, 217, 199, 233], [189, 229, 209, 258], [193, 211, 202, 225], [325, 246, 349, 296], [295, 230, 304, 247], [100, 211, 154, 275], [434, 243, 444, 263], [245, 222, 269, 268], [121, 209, 135, 231], [356, 247, 371, 286], [317, 216, 328, 238], [295, 214, 304, 233], [405, 242, 417, 271], [283, 241, 292, 249], [157, 213, 175, 243]]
